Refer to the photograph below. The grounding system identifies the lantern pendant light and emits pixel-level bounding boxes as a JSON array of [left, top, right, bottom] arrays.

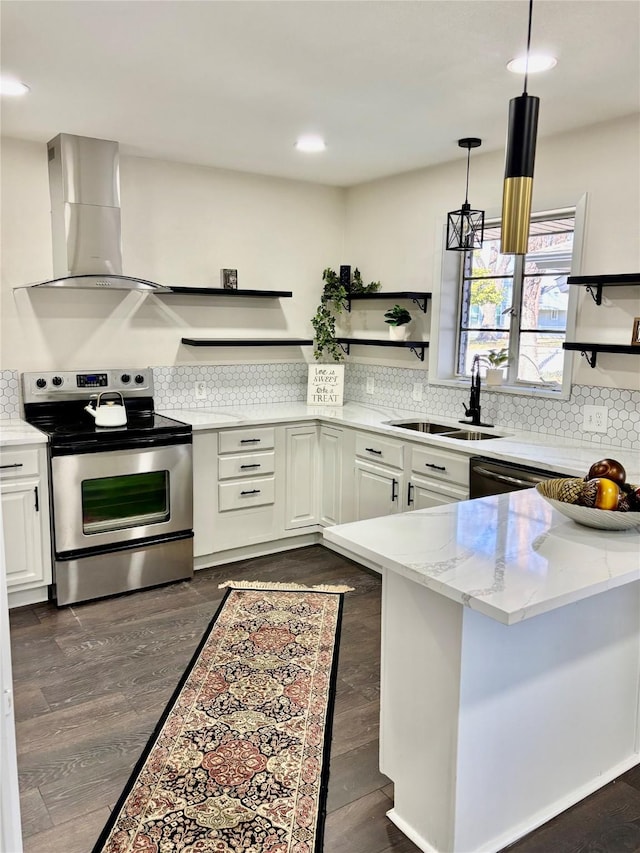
[[446, 137, 484, 252], [501, 0, 540, 255]]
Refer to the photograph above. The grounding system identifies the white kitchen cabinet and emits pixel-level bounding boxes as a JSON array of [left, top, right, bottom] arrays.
[[284, 424, 318, 530], [353, 432, 406, 521], [406, 443, 469, 509], [1, 445, 52, 606], [407, 473, 468, 509], [319, 426, 344, 526]]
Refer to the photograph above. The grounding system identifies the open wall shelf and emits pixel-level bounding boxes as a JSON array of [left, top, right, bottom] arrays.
[[562, 342, 640, 368], [346, 291, 431, 312], [181, 338, 312, 347], [567, 273, 640, 305], [336, 337, 429, 361], [162, 287, 293, 298]]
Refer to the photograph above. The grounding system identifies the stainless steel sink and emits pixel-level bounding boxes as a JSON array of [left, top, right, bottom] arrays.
[[387, 420, 504, 441], [439, 430, 499, 441], [388, 421, 454, 434]]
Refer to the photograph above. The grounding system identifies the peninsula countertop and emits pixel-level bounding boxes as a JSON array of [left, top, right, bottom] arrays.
[[322, 488, 640, 625]]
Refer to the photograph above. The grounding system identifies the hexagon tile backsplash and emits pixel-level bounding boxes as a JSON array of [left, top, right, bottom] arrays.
[[1, 364, 638, 449]]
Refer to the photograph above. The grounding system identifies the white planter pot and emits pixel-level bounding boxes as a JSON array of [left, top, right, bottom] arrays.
[[388, 325, 410, 341], [485, 368, 505, 386]]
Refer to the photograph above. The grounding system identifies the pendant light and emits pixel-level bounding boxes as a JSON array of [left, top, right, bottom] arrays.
[[501, 0, 540, 255], [446, 137, 484, 252]]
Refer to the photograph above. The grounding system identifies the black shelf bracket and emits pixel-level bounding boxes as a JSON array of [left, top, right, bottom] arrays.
[[338, 341, 351, 355], [580, 349, 598, 368], [585, 284, 603, 306], [410, 296, 428, 313], [409, 345, 426, 362]]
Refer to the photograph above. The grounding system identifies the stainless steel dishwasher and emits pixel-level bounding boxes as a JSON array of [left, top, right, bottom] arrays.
[[469, 455, 567, 498]]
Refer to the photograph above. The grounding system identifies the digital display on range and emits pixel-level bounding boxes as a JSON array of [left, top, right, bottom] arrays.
[[76, 373, 108, 388]]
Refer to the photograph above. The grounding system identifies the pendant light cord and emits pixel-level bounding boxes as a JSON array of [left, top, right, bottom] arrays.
[[464, 147, 471, 204], [523, 0, 534, 95]]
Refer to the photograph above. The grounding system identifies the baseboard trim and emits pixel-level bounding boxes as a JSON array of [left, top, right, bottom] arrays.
[[194, 532, 322, 569], [8, 585, 51, 609]]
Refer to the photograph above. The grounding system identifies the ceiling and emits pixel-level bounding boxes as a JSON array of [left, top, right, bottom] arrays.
[[1, 0, 639, 187]]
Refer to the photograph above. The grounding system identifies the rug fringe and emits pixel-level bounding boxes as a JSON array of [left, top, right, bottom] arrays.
[[218, 580, 354, 593]]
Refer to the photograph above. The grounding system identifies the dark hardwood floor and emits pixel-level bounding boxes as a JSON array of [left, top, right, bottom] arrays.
[[8, 545, 640, 853]]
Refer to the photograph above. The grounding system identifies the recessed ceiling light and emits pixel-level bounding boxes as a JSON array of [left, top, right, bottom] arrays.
[[507, 54, 557, 74], [0, 76, 30, 96], [295, 135, 326, 153]]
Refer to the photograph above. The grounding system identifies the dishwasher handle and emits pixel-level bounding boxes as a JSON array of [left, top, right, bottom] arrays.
[[472, 465, 555, 489]]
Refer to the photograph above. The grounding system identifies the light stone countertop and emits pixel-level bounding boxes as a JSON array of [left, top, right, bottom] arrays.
[[323, 488, 640, 625], [159, 401, 640, 483], [0, 418, 48, 447]]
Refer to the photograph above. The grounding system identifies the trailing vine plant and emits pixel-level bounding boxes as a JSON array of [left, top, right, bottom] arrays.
[[311, 267, 381, 362]]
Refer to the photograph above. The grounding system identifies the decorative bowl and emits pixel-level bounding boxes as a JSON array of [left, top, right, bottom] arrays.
[[535, 482, 640, 531]]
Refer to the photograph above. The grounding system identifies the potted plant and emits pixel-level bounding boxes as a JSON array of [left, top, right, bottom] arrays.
[[482, 348, 509, 385], [384, 304, 412, 340], [311, 267, 381, 361]]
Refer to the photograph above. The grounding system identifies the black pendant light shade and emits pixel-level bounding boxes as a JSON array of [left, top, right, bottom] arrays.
[[446, 137, 485, 252], [501, 0, 540, 255]]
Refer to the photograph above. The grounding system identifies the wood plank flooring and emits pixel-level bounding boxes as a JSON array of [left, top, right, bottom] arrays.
[[8, 545, 640, 853]]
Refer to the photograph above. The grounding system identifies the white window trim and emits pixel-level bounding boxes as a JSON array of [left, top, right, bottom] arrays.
[[428, 193, 588, 402]]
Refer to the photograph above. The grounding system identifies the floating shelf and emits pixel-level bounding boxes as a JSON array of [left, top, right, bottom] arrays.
[[336, 337, 429, 362], [562, 342, 640, 368], [162, 287, 293, 298], [181, 338, 313, 347], [346, 291, 431, 313], [567, 273, 640, 305]]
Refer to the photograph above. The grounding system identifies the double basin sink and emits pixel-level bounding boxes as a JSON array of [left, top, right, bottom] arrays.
[[387, 420, 505, 441]]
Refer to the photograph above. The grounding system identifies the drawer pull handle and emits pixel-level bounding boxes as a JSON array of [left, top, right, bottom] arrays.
[[240, 464, 261, 469], [425, 463, 446, 471], [0, 463, 24, 469], [365, 447, 382, 455], [240, 489, 261, 496], [240, 438, 261, 444], [391, 478, 398, 502], [407, 482, 414, 505], [34, 486, 39, 512]]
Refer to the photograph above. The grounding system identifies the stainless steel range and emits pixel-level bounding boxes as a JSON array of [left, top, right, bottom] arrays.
[[22, 368, 193, 606]]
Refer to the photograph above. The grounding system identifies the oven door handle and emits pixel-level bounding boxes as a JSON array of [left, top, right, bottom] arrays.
[[472, 465, 550, 489]]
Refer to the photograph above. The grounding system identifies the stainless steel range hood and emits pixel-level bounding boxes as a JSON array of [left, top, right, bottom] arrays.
[[19, 133, 169, 291]]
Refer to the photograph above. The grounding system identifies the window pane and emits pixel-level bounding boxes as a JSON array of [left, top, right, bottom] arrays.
[[458, 331, 510, 376], [461, 277, 514, 330], [467, 230, 515, 278], [520, 272, 570, 332], [518, 332, 566, 384]]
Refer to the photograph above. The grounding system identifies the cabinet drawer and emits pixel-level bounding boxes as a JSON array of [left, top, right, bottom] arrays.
[[218, 451, 275, 480], [0, 447, 40, 480], [355, 434, 404, 469], [218, 477, 275, 512], [219, 427, 275, 454], [411, 445, 468, 486]]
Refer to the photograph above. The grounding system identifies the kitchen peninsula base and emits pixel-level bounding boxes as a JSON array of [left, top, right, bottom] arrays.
[[323, 491, 640, 853]]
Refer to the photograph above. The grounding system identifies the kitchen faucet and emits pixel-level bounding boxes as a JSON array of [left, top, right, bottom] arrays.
[[460, 355, 493, 427]]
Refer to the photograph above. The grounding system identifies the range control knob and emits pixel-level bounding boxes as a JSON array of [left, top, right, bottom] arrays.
[[134, 374, 145, 385], [52, 376, 63, 387], [36, 378, 47, 389], [121, 373, 131, 384]]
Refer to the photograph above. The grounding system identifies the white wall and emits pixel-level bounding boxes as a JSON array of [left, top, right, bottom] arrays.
[[344, 114, 640, 389], [0, 137, 345, 371]]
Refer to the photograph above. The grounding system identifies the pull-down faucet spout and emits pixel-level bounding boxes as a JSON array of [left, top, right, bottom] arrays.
[[460, 355, 493, 427]]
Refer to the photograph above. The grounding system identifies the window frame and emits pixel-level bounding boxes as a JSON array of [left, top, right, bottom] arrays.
[[429, 195, 587, 401]]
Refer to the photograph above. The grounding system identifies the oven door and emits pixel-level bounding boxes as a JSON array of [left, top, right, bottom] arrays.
[[51, 443, 192, 556]]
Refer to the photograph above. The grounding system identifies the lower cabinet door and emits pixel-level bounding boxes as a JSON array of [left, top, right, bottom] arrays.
[[354, 460, 403, 521], [1, 479, 44, 589], [407, 475, 468, 510], [284, 426, 318, 530], [319, 426, 343, 526]]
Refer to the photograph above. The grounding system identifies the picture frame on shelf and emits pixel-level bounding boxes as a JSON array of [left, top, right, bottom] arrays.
[[632, 317, 640, 345], [221, 269, 238, 289]]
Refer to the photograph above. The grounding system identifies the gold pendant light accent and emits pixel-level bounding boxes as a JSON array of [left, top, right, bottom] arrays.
[[501, 0, 539, 255]]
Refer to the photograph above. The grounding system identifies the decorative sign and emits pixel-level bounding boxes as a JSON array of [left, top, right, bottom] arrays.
[[220, 269, 238, 289], [307, 364, 344, 407]]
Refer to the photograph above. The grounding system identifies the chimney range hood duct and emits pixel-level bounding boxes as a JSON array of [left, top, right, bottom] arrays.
[[25, 133, 169, 291]]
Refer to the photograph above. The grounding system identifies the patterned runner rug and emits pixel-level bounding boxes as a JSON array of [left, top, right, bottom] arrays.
[[92, 581, 350, 853]]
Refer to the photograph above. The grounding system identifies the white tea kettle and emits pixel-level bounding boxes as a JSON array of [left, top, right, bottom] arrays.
[[84, 392, 128, 428]]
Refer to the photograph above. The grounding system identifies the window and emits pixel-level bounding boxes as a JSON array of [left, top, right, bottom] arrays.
[[456, 210, 576, 387]]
